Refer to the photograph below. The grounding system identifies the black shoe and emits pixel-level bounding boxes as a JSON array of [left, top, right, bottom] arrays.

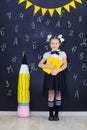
[[53, 115, 59, 121], [48, 116, 54, 121]]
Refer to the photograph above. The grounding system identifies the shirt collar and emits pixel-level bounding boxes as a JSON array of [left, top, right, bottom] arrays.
[[51, 49, 60, 52]]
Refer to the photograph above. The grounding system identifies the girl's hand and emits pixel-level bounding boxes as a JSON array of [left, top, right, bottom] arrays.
[[51, 70, 59, 76], [46, 64, 56, 69]]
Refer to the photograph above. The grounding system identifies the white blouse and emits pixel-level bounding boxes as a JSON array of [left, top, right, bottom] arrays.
[[43, 49, 67, 61]]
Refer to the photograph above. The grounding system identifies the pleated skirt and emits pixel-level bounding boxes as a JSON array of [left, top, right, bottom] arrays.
[[43, 71, 66, 95]]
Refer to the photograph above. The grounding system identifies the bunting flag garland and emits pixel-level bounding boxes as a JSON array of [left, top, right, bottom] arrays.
[[25, 1, 32, 9], [18, 0, 83, 17]]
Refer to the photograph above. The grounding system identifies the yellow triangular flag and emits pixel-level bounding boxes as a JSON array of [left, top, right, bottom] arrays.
[[56, 7, 62, 15], [18, 0, 25, 4], [63, 3, 70, 12], [34, 5, 40, 14], [48, 9, 54, 17], [41, 8, 47, 16], [25, 1, 32, 9], [74, 0, 82, 4], [70, 1, 76, 9]]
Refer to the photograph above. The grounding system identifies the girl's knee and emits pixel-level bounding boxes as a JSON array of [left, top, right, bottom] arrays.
[[48, 90, 55, 101], [55, 91, 61, 100]]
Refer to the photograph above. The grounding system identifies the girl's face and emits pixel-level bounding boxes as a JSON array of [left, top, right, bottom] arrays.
[[50, 38, 61, 50]]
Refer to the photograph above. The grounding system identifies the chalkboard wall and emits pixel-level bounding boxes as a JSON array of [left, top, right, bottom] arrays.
[[0, 0, 87, 111]]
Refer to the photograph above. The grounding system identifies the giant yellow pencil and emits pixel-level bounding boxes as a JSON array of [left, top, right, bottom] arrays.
[[17, 55, 30, 117]]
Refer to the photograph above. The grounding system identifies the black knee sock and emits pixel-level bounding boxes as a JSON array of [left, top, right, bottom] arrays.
[[54, 100, 61, 117], [48, 101, 54, 117]]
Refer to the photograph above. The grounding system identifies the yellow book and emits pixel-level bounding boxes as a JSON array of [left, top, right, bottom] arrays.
[[43, 56, 63, 74]]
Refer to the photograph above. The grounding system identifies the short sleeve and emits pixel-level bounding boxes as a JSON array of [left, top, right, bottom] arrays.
[[62, 51, 67, 58], [43, 52, 48, 60], [43, 52, 50, 60]]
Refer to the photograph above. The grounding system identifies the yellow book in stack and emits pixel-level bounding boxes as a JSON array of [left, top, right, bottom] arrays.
[[43, 56, 63, 74]]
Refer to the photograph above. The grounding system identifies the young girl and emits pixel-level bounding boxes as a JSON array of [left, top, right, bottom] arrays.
[[38, 34, 67, 121]]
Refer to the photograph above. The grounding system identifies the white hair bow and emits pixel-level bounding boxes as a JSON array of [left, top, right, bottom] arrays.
[[46, 34, 52, 42], [58, 34, 65, 43], [46, 34, 65, 43]]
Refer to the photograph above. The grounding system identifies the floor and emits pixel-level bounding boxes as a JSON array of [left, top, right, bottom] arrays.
[[0, 115, 87, 130]]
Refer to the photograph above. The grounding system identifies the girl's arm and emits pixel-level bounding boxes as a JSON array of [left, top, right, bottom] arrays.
[[57, 56, 67, 73], [51, 56, 67, 75], [38, 58, 55, 69]]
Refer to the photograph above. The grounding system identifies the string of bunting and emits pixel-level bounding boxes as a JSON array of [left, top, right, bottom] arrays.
[[18, 0, 83, 17]]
